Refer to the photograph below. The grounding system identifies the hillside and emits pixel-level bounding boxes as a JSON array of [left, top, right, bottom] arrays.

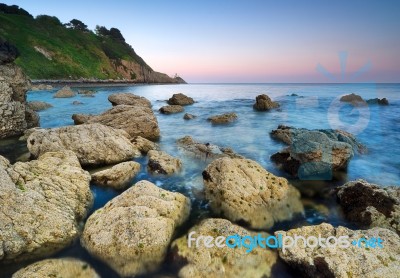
[[0, 4, 185, 83]]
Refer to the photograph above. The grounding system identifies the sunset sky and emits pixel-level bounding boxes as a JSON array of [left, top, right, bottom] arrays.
[[3, 0, 400, 83]]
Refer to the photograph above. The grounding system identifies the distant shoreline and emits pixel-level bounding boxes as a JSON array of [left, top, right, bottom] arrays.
[[31, 80, 187, 87]]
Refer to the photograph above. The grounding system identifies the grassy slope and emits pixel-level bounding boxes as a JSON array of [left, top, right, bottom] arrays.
[[0, 13, 152, 79]]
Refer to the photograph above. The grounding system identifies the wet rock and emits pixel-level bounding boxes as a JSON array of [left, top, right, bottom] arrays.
[[336, 179, 400, 234], [171, 218, 277, 278], [72, 105, 160, 140], [130, 136, 160, 154], [27, 123, 140, 166], [167, 93, 194, 106], [207, 112, 237, 124], [339, 93, 366, 105], [12, 258, 99, 278], [183, 113, 197, 120], [147, 150, 182, 175], [53, 86, 76, 98], [81, 180, 190, 277], [276, 223, 400, 278], [253, 94, 280, 111], [159, 105, 184, 114], [91, 161, 141, 190], [367, 98, 389, 105], [27, 101, 52, 111], [108, 93, 151, 107], [0, 151, 92, 263], [202, 157, 303, 229]]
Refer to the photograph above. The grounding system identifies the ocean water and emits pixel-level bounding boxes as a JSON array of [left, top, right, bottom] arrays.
[[1, 83, 399, 277]]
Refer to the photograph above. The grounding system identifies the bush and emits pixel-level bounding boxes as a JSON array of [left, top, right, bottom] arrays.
[[36, 15, 63, 26], [0, 3, 32, 17]]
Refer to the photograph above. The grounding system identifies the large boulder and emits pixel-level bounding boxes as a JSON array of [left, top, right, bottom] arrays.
[[202, 157, 303, 229], [253, 94, 279, 111], [72, 105, 160, 140], [27, 101, 52, 111], [167, 93, 194, 106], [207, 112, 237, 124], [12, 258, 99, 278], [270, 125, 366, 179], [171, 218, 277, 278], [0, 151, 92, 263], [336, 180, 400, 234], [159, 105, 184, 114], [276, 223, 400, 278], [81, 180, 191, 277], [27, 123, 140, 166], [53, 86, 76, 98], [108, 93, 151, 107], [339, 93, 366, 105], [147, 150, 182, 175], [91, 161, 141, 190]]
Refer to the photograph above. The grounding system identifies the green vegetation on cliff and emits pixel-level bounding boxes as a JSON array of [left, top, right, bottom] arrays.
[[0, 4, 184, 83]]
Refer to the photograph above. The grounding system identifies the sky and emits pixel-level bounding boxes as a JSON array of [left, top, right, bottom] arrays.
[[2, 0, 400, 83]]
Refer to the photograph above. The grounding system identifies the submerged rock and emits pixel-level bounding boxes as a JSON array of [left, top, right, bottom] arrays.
[[207, 112, 237, 124], [108, 93, 151, 107], [78, 89, 96, 97], [130, 136, 160, 154], [183, 113, 197, 120], [27, 123, 140, 166], [81, 180, 191, 277], [91, 161, 141, 190], [72, 105, 160, 140], [367, 98, 389, 105], [202, 157, 303, 229], [339, 93, 366, 105], [253, 94, 279, 111], [159, 105, 184, 114], [276, 223, 400, 278], [72, 100, 83, 105], [0, 151, 92, 263], [12, 258, 99, 278], [336, 179, 400, 234], [147, 150, 182, 175], [167, 93, 194, 106], [27, 101, 52, 111], [53, 86, 76, 98], [171, 218, 277, 278]]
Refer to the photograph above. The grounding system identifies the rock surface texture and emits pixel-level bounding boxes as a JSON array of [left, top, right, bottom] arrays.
[[108, 93, 151, 107], [81, 180, 191, 277], [339, 93, 366, 105], [147, 150, 182, 175], [167, 93, 194, 106], [91, 161, 141, 190], [253, 94, 280, 111], [159, 105, 184, 114]]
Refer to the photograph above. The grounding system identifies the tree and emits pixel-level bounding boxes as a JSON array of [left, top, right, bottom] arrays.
[[95, 25, 110, 37], [109, 28, 125, 42], [36, 15, 62, 26], [65, 19, 89, 32], [0, 4, 33, 17], [95, 26, 125, 42]]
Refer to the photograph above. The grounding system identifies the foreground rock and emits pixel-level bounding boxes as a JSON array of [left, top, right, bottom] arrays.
[[339, 93, 366, 105], [367, 98, 389, 105], [148, 150, 182, 175], [202, 157, 303, 229], [130, 136, 159, 154], [72, 105, 160, 140], [253, 94, 279, 111], [171, 218, 277, 278], [207, 112, 237, 124], [177, 136, 242, 160], [336, 179, 400, 234], [159, 105, 184, 114], [270, 125, 366, 179], [81, 180, 191, 277], [276, 223, 400, 278], [27, 101, 52, 111], [0, 151, 92, 263], [108, 93, 151, 107], [167, 93, 194, 106], [27, 123, 140, 166], [53, 86, 76, 98], [91, 161, 141, 190], [183, 113, 197, 120], [12, 258, 99, 278]]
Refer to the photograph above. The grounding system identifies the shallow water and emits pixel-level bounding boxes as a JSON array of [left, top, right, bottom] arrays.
[[1, 83, 399, 277]]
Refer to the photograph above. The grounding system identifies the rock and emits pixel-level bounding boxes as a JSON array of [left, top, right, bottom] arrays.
[[72, 100, 83, 105], [0, 62, 39, 139], [202, 157, 303, 229], [177, 136, 243, 160], [0, 151, 92, 263], [167, 93, 194, 106], [336, 180, 400, 234], [339, 93, 366, 105], [253, 94, 280, 111], [147, 150, 182, 175], [30, 84, 53, 91], [53, 86, 76, 98], [108, 93, 151, 107], [72, 105, 160, 140], [0, 38, 19, 64], [367, 98, 389, 105], [270, 125, 366, 179], [183, 113, 197, 120], [78, 89, 96, 97], [171, 218, 277, 278], [91, 161, 141, 190], [27, 123, 140, 166], [276, 223, 400, 278], [207, 112, 237, 124], [12, 258, 99, 278], [159, 105, 184, 114], [290, 93, 299, 97], [81, 180, 191, 277], [130, 136, 159, 154], [27, 101, 52, 111]]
